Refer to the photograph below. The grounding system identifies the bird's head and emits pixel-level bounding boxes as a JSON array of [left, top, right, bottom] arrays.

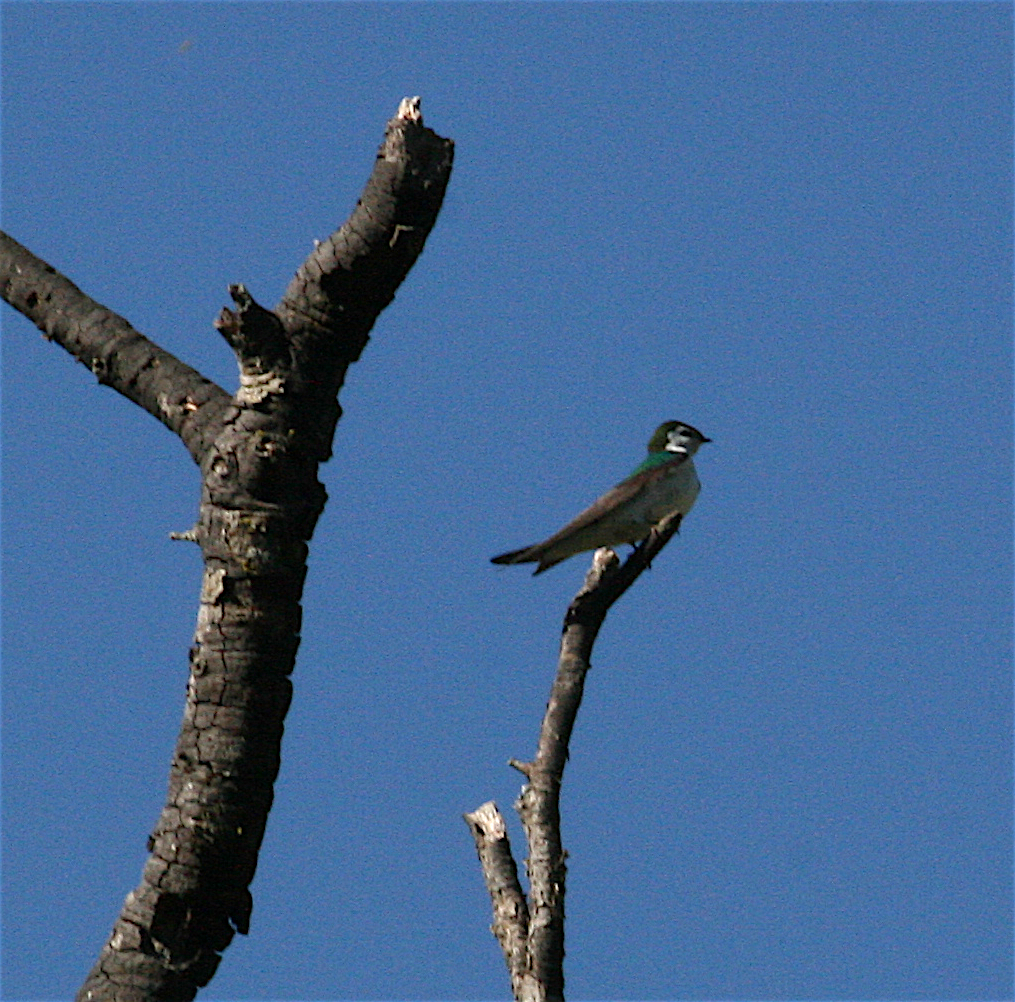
[[648, 420, 711, 457]]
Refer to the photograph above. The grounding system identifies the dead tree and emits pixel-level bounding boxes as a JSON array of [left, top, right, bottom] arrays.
[[1, 98, 453, 1002], [465, 513, 685, 1002]]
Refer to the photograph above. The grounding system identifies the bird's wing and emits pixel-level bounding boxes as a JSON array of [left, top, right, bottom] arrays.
[[533, 453, 689, 548]]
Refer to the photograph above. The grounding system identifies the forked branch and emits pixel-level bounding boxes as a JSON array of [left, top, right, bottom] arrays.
[[466, 512, 684, 1002], [3, 98, 453, 1002]]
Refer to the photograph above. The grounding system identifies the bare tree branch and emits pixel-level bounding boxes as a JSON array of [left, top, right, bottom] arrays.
[[3, 98, 453, 1002], [464, 802, 535, 1001], [0, 230, 231, 463], [468, 512, 684, 1001]]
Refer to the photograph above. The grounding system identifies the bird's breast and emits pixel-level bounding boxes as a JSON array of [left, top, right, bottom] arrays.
[[644, 459, 700, 519]]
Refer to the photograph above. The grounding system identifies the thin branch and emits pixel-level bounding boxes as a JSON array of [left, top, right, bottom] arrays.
[[468, 512, 685, 1001], [464, 802, 536, 1002]]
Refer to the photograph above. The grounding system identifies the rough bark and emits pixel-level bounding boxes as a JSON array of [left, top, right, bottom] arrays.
[[2, 97, 453, 1002], [466, 512, 684, 1002], [0, 231, 230, 462]]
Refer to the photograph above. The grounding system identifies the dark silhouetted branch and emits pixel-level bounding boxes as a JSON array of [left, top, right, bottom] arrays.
[[3, 97, 453, 1002], [0, 230, 231, 463]]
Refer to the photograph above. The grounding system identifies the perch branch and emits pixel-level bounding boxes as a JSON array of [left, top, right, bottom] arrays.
[[468, 511, 685, 1001]]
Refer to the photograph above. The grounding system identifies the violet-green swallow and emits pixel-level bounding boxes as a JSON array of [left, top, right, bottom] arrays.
[[491, 420, 710, 575]]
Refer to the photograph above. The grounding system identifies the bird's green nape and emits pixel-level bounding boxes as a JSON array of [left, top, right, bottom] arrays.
[[630, 451, 680, 476]]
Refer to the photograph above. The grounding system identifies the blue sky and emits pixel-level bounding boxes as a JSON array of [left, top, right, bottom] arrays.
[[2, 3, 1011, 1000]]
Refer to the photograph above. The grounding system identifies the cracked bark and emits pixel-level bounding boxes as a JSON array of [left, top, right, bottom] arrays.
[[2, 97, 453, 1002], [466, 513, 684, 1002]]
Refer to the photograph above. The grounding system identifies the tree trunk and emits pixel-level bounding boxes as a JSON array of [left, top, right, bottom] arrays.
[[1, 97, 453, 1002]]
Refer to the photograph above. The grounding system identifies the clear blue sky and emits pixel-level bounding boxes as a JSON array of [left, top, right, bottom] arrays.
[[2, 4, 1011, 1000]]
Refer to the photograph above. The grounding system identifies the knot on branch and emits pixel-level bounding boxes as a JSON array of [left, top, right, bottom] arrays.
[[215, 284, 290, 398], [144, 891, 232, 978]]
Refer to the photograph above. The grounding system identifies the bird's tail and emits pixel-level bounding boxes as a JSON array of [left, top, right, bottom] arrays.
[[490, 547, 532, 566], [491, 546, 562, 575]]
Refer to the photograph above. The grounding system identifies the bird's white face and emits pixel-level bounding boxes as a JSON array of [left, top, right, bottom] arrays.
[[665, 423, 705, 456]]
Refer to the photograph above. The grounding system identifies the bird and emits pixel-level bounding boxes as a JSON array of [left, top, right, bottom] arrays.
[[491, 420, 710, 575]]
